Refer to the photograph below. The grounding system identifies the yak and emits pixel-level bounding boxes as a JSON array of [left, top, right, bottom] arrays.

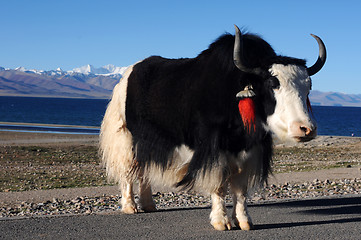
[[100, 25, 326, 231]]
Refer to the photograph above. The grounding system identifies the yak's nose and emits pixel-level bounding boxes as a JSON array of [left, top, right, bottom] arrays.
[[300, 125, 312, 135], [289, 121, 317, 142]]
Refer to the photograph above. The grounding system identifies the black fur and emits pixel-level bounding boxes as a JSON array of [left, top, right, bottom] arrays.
[[125, 32, 307, 189]]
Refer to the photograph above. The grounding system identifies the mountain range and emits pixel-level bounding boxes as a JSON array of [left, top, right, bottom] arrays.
[[309, 90, 361, 107], [0, 65, 127, 99], [0, 65, 360, 107]]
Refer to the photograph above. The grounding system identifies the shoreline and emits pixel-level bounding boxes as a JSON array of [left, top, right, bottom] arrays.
[[0, 130, 99, 146], [0, 122, 100, 136], [0, 121, 99, 128]]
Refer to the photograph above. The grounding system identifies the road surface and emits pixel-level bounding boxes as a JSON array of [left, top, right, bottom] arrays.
[[1, 195, 360, 240]]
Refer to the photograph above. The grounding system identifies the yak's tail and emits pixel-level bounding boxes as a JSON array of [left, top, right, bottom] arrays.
[[99, 65, 136, 184]]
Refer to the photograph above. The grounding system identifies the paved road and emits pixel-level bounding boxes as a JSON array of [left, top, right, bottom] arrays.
[[1, 195, 360, 240]]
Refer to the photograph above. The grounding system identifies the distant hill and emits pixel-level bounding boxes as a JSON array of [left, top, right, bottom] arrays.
[[0, 65, 360, 107], [309, 90, 361, 107]]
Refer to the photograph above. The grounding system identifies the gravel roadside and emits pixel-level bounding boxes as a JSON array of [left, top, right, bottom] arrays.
[[1, 176, 360, 219]]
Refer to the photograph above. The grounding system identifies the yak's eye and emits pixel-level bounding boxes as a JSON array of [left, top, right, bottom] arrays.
[[269, 76, 280, 90]]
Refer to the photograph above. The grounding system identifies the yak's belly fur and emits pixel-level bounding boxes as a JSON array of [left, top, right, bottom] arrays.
[[144, 144, 264, 193]]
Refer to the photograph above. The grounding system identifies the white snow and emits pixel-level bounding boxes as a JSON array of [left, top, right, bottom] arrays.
[[9, 64, 127, 77], [69, 64, 128, 76]]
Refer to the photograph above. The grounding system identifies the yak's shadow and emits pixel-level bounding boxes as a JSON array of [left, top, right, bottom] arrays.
[[255, 216, 361, 230], [251, 195, 361, 230]]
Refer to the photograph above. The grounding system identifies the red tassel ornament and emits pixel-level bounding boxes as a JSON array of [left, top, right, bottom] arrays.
[[238, 98, 256, 133]]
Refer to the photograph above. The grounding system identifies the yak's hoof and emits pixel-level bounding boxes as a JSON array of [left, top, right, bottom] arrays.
[[141, 204, 157, 212], [212, 221, 232, 231], [121, 205, 138, 214], [238, 221, 254, 231]]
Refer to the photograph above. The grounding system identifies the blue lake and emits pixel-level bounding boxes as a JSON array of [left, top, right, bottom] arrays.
[[1, 96, 360, 137]]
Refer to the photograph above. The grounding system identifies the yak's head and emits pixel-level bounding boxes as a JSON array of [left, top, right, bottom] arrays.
[[233, 25, 326, 143]]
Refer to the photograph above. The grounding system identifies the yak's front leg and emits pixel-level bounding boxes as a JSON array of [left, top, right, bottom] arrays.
[[230, 173, 253, 230], [210, 186, 232, 231], [120, 179, 138, 214]]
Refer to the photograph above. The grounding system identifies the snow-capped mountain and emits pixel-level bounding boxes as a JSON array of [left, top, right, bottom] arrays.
[[70, 64, 128, 76], [0, 64, 128, 98], [9, 64, 128, 78]]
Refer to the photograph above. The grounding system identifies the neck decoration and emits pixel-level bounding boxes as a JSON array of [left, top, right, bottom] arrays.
[[236, 85, 256, 133]]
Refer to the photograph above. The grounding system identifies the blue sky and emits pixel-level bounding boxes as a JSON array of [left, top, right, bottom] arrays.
[[1, 0, 360, 94]]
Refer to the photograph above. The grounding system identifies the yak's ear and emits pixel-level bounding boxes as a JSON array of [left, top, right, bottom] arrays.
[[236, 84, 255, 98]]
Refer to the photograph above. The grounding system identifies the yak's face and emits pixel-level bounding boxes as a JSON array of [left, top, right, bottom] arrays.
[[266, 64, 316, 142], [233, 25, 326, 143]]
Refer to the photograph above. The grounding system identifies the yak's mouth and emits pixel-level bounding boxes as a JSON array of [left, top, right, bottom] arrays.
[[291, 128, 317, 142], [272, 127, 317, 143], [293, 135, 316, 142]]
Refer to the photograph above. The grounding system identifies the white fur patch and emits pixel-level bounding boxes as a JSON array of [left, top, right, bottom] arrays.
[[144, 145, 228, 193], [267, 64, 316, 142]]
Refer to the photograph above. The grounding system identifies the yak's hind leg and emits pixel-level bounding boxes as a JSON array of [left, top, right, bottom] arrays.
[[99, 65, 139, 214], [138, 176, 157, 212], [210, 185, 232, 231], [120, 180, 138, 214]]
